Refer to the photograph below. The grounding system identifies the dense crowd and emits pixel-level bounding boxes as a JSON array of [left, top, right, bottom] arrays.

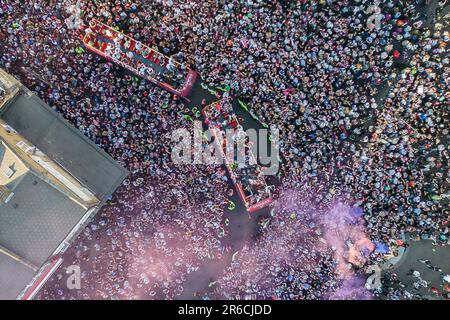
[[210, 181, 375, 300], [0, 0, 448, 300]]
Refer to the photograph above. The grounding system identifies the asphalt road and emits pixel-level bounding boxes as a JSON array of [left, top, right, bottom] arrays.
[[383, 237, 449, 299]]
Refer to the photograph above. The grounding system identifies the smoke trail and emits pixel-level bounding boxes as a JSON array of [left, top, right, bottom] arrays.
[[319, 202, 374, 299], [214, 180, 375, 300]]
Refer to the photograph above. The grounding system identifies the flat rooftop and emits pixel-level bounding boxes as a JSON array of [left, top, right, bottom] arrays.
[[0, 171, 87, 266], [0, 91, 128, 201], [0, 252, 36, 300]]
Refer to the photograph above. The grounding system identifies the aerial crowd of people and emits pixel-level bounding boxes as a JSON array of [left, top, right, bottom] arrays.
[[0, 0, 448, 300]]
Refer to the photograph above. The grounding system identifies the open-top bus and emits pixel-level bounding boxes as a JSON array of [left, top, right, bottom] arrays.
[[202, 100, 274, 213], [82, 20, 197, 98]]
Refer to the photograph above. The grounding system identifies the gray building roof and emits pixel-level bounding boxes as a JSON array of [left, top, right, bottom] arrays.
[[0, 252, 36, 300], [0, 172, 87, 266], [0, 92, 128, 201]]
